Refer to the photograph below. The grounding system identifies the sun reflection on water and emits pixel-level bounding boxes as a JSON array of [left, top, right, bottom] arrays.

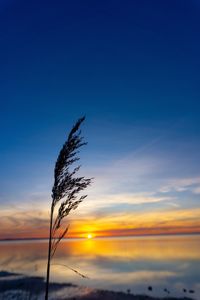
[[0, 235, 200, 299]]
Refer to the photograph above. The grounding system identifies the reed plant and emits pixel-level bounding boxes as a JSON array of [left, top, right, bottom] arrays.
[[45, 117, 92, 300]]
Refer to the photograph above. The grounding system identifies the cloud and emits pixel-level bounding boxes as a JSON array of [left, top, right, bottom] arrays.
[[1, 148, 200, 239], [1, 204, 200, 239], [69, 207, 200, 238], [166, 202, 180, 208], [83, 150, 200, 216], [160, 177, 200, 194], [84, 151, 165, 194], [193, 186, 200, 194], [77, 193, 175, 215], [0, 209, 49, 239]]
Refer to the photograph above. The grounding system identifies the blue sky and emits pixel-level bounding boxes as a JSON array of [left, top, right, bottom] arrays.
[[0, 0, 200, 238]]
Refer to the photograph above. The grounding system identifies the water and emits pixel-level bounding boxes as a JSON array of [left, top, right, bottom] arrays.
[[0, 235, 199, 299]]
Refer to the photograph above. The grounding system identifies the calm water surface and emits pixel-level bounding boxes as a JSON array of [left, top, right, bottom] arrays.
[[0, 235, 199, 299]]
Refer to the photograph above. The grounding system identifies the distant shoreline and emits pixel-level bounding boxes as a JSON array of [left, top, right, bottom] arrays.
[[0, 232, 200, 242]]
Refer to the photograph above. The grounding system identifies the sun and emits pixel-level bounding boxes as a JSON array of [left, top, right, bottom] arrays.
[[87, 233, 93, 239]]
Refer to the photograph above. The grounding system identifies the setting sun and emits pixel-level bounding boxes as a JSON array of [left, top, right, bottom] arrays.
[[87, 233, 93, 239]]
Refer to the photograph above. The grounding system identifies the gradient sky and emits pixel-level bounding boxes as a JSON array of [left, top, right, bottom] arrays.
[[0, 0, 200, 239]]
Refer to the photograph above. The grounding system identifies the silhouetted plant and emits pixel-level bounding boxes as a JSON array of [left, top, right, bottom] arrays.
[[45, 117, 92, 300]]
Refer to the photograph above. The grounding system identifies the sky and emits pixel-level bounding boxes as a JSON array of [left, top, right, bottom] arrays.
[[0, 0, 200, 239]]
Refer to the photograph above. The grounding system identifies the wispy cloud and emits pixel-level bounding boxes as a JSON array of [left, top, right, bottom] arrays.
[[1, 146, 200, 239], [78, 193, 175, 215], [192, 186, 200, 194], [0, 209, 49, 239], [160, 177, 200, 194]]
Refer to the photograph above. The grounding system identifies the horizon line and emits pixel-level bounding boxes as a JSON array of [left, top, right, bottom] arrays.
[[1, 231, 200, 242]]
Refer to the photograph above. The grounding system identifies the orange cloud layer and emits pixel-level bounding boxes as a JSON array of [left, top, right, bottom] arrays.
[[0, 207, 200, 239], [68, 208, 200, 238]]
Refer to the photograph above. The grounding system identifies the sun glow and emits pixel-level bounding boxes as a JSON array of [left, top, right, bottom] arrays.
[[87, 233, 93, 239]]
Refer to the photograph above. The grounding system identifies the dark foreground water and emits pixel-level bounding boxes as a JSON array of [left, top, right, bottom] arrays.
[[0, 235, 199, 299]]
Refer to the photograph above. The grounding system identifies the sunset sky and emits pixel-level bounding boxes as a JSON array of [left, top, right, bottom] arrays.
[[0, 0, 200, 239]]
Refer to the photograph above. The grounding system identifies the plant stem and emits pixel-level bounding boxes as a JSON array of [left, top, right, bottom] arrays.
[[45, 204, 54, 300]]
